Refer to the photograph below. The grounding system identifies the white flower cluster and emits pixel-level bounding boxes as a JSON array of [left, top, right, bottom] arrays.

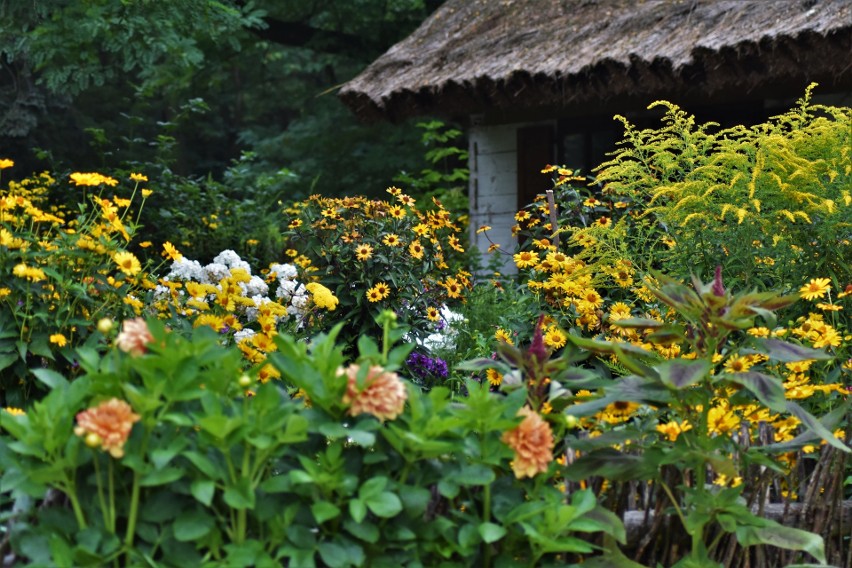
[[158, 249, 308, 327]]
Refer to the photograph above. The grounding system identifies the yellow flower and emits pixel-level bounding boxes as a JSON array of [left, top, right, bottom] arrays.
[[707, 403, 740, 436], [50, 333, 68, 347], [0, 288, 11, 298], [513, 251, 539, 269], [476, 225, 491, 234], [425, 306, 440, 321], [3, 407, 24, 416], [12, 263, 46, 282], [382, 233, 403, 247], [366, 282, 390, 302], [113, 251, 141, 276], [494, 328, 514, 345], [600, 401, 640, 424], [799, 278, 831, 301], [130, 173, 148, 182], [443, 277, 463, 299], [408, 240, 424, 260], [305, 282, 338, 311], [502, 407, 554, 479], [486, 369, 503, 386], [141, 189, 153, 198], [543, 327, 567, 349], [162, 241, 183, 262], [355, 244, 373, 261], [0, 159, 14, 169], [816, 302, 842, 312], [70, 172, 119, 187], [656, 419, 692, 441], [74, 398, 140, 458], [723, 355, 753, 373]]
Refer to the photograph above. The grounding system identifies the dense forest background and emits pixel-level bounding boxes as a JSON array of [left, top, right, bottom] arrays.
[[0, 0, 446, 199]]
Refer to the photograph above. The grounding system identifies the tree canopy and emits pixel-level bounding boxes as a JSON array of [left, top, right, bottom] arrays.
[[0, 0, 443, 198]]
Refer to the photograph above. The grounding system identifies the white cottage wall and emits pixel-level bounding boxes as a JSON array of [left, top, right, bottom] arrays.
[[468, 122, 518, 273]]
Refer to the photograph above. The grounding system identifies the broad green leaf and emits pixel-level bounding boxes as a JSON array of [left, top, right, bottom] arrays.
[[725, 371, 786, 412], [190, 479, 215, 507], [223, 477, 255, 510], [762, 400, 851, 453], [198, 415, 242, 439], [344, 518, 379, 543], [32, 368, 68, 390], [786, 401, 850, 453], [311, 501, 341, 524], [747, 338, 832, 362], [173, 509, 215, 541], [656, 358, 710, 389], [349, 498, 367, 523], [478, 522, 506, 543], [736, 524, 826, 563], [365, 491, 402, 518], [139, 467, 185, 487]]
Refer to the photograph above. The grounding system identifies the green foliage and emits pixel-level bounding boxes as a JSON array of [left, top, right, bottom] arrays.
[[0, 171, 150, 405], [0, 317, 623, 566], [561, 272, 847, 565], [592, 85, 852, 291], [281, 190, 471, 347]]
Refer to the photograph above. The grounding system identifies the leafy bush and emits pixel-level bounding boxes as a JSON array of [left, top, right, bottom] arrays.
[[0, 167, 152, 405], [281, 190, 471, 347], [0, 316, 624, 566]]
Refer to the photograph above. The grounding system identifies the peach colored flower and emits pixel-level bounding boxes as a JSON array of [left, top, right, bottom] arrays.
[[74, 398, 140, 458], [116, 318, 153, 356], [341, 364, 408, 422], [502, 407, 554, 479]]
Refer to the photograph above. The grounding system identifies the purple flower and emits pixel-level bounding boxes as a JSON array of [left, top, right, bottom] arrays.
[[406, 351, 449, 381]]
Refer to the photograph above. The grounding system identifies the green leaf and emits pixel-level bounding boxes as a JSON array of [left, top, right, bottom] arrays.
[[725, 371, 786, 412], [190, 479, 215, 507], [349, 498, 367, 523], [311, 501, 341, 524], [32, 368, 68, 390], [478, 522, 506, 543], [747, 338, 833, 362], [786, 401, 850, 453], [173, 509, 215, 541], [223, 477, 256, 510], [365, 491, 402, 518], [736, 524, 826, 564], [198, 415, 242, 439], [344, 519, 379, 543], [139, 467, 185, 487], [317, 542, 349, 568], [656, 358, 710, 389]]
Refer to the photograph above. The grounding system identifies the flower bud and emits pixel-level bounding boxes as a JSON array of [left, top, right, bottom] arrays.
[[97, 318, 113, 334], [565, 414, 580, 429], [238, 374, 253, 388], [84, 432, 102, 448]]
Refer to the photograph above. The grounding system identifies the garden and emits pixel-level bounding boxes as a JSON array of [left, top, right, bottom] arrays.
[[1, 75, 851, 567]]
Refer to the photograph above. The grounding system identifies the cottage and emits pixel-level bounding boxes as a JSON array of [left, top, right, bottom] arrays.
[[340, 0, 852, 267]]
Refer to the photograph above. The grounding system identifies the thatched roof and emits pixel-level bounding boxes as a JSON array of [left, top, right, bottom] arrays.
[[340, 0, 852, 121]]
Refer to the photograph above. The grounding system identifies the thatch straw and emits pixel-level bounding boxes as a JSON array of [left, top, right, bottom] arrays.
[[340, 0, 852, 121]]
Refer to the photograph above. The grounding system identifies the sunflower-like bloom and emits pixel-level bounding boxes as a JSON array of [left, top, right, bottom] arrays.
[[502, 407, 554, 479], [113, 251, 141, 276], [116, 318, 153, 356], [74, 398, 140, 458], [341, 364, 408, 422], [70, 172, 119, 187], [799, 278, 831, 301], [305, 282, 338, 311]]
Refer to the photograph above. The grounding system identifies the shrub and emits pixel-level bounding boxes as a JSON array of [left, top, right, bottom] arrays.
[[0, 316, 624, 566], [281, 190, 471, 347]]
